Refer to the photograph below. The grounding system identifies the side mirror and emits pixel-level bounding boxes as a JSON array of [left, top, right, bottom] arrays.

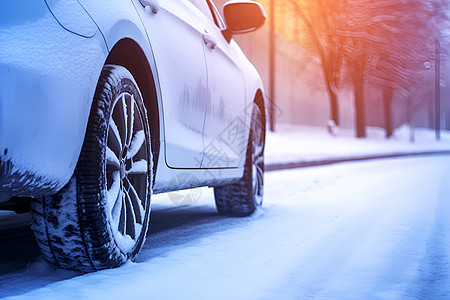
[[223, 1, 267, 35]]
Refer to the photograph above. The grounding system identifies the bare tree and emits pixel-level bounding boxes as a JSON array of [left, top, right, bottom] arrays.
[[335, 0, 443, 137], [281, 0, 448, 137], [286, 0, 345, 129]]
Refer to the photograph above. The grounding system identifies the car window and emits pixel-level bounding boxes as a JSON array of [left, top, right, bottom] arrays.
[[189, 0, 226, 30], [188, 0, 215, 21], [206, 0, 226, 29]]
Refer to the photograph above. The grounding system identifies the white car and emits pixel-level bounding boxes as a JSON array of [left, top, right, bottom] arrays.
[[0, 0, 266, 272]]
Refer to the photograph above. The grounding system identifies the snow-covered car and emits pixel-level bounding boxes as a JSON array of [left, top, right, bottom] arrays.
[[0, 0, 267, 272]]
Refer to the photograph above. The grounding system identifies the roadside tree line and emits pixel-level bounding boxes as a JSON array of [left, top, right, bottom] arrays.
[[277, 0, 448, 137]]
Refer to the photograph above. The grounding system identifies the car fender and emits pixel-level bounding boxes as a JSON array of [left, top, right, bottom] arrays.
[[0, 2, 107, 196], [78, 0, 167, 184]]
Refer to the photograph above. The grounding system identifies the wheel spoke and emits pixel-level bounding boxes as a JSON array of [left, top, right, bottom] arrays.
[[254, 154, 264, 168], [113, 189, 125, 235], [127, 159, 148, 175], [108, 119, 123, 155], [257, 164, 264, 178], [126, 96, 135, 147], [128, 172, 149, 210], [112, 188, 123, 217], [106, 146, 120, 169], [256, 167, 264, 195], [254, 143, 264, 158], [120, 94, 129, 146], [124, 190, 136, 239], [127, 130, 146, 160], [126, 178, 144, 224], [115, 94, 127, 148], [107, 170, 121, 208]]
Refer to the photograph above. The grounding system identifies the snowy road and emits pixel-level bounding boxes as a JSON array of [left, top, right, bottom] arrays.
[[1, 156, 450, 299]]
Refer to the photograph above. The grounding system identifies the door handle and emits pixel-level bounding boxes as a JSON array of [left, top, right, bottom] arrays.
[[202, 33, 217, 50], [139, 0, 160, 14]]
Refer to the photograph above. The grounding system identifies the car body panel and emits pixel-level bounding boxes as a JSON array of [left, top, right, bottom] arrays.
[[0, 0, 265, 197], [189, 1, 249, 169], [133, 0, 209, 169], [0, 1, 106, 196]]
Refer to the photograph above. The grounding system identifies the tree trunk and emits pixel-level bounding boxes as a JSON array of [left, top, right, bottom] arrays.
[[383, 87, 393, 138], [327, 83, 339, 126], [354, 75, 366, 138], [290, 1, 340, 127]]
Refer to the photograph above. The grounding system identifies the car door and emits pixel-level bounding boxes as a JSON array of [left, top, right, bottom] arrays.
[[133, 0, 208, 168], [188, 0, 248, 169]]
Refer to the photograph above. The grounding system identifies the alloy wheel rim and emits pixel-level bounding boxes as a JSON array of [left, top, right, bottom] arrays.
[[252, 109, 264, 206], [105, 92, 149, 252]]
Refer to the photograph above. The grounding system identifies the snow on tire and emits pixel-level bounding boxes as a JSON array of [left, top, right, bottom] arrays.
[[31, 65, 152, 272], [214, 103, 265, 217]]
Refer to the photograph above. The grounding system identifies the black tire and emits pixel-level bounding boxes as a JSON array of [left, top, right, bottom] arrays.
[[214, 103, 265, 217], [31, 65, 152, 272]]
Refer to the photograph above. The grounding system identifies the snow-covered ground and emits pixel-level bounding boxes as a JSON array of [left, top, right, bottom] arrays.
[[266, 124, 450, 165], [1, 155, 450, 299]]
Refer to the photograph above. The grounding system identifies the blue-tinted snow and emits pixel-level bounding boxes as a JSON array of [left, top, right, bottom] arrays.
[[1, 156, 450, 299]]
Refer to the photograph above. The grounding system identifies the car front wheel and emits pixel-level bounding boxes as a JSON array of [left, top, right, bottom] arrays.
[[31, 65, 152, 272]]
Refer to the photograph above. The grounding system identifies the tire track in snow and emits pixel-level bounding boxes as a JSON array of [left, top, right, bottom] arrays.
[[139, 202, 265, 261], [406, 169, 450, 299]]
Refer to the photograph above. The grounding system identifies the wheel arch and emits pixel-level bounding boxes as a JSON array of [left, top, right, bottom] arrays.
[[254, 89, 267, 140], [104, 38, 160, 181]]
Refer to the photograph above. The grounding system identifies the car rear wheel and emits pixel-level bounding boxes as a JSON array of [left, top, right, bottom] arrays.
[[214, 103, 265, 216], [31, 65, 152, 272]]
